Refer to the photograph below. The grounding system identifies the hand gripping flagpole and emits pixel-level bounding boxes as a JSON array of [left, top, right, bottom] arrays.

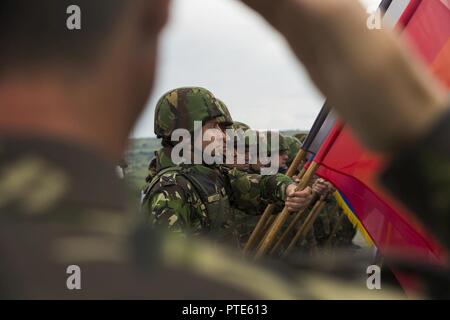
[[282, 194, 328, 257], [254, 161, 319, 259], [243, 148, 307, 255], [269, 192, 321, 255], [244, 106, 331, 256]]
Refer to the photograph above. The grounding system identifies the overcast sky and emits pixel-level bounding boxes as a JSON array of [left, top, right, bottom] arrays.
[[132, 0, 382, 138]]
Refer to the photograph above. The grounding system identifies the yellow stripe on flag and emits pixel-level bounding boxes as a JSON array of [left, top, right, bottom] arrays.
[[333, 192, 374, 247]]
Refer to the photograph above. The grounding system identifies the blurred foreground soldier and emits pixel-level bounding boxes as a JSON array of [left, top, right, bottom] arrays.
[[0, 0, 319, 299], [241, 0, 450, 297], [142, 87, 313, 244], [116, 158, 129, 179]]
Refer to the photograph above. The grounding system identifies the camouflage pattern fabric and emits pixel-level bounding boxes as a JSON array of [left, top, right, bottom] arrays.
[[233, 208, 261, 247], [231, 121, 251, 132], [154, 87, 232, 139], [143, 161, 293, 243], [283, 135, 302, 168], [311, 197, 356, 249], [144, 143, 271, 246], [146, 147, 175, 183], [294, 133, 308, 144], [216, 99, 234, 128]]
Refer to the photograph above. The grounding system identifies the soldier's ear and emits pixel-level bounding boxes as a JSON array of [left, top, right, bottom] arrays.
[[142, 0, 171, 34]]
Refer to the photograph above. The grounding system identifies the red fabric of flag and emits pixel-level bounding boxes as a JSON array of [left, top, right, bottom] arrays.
[[312, 0, 450, 266]]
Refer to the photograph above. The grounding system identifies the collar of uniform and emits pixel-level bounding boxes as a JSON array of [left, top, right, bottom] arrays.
[[155, 147, 176, 171], [0, 135, 128, 212]]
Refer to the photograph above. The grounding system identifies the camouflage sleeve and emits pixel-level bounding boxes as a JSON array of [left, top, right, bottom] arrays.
[[226, 168, 294, 215], [144, 178, 205, 235], [381, 109, 450, 249]]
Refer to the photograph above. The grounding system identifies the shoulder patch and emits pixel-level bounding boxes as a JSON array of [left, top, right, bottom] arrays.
[[160, 174, 177, 187]]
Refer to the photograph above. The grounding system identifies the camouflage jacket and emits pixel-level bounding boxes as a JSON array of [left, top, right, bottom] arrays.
[[142, 148, 294, 241], [146, 147, 174, 182]]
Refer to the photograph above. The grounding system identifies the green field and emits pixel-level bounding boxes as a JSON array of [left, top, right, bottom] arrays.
[[124, 137, 161, 191]]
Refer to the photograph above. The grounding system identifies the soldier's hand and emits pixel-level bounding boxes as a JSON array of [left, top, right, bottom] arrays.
[[241, 0, 448, 154], [325, 181, 336, 194], [285, 185, 313, 212], [312, 178, 336, 196], [312, 178, 328, 196]]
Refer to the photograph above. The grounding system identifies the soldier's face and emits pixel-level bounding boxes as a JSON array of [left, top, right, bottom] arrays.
[[279, 151, 289, 168], [232, 148, 251, 170], [198, 119, 226, 153]]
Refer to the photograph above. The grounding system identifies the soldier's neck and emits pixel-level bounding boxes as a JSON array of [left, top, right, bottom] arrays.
[[0, 76, 128, 163]]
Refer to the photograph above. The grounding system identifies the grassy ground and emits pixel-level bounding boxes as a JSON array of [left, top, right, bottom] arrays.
[[124, 137, 161, 191]]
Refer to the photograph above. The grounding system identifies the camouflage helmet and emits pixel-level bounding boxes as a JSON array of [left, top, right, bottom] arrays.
[[284, 135, 302, 166], [294, 132, 308, 144], [154, 87, 232, 139], [230, 121, 254, 148], [216, 99, 234, 127], [278, 134, 290, 154], [260, 131, 289, 156], [231, 121, 251, 131]]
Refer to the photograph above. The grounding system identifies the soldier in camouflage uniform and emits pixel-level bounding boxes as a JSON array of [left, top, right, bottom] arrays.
[[223, 126, 353, 249], [224, 121, 254, 173], [283, 135, 302, 169], [290, 180, 357, 255], [285, 176, 357, 253], [271, 133, 290, 174], [226, 121, 265, 246], [144, 105, 264, 248], [146, 98, 234, 184], [142, 87, 313, 245]]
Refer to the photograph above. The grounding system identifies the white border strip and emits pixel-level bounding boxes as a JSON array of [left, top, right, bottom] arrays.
[[383, 0, 412, 28]]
